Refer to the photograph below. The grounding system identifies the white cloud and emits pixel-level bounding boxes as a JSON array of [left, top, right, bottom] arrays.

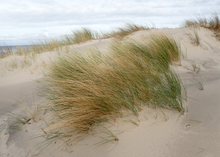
[[0, 0, 219, 45], [44, 32, 49, 37]]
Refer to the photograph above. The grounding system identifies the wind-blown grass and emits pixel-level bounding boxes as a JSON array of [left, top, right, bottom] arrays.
[[0, 24, 148, 59], [0, 44, 14, 58], [183, 12, 220, 32], [28, 28, 95, 54], [0, 28, 96, 59], [71, 28, 95, 43], [41, 32, 185, 145], [103, 23, 149, 39]]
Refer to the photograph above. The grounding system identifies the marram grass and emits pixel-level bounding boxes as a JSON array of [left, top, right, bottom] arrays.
[[0, 23, 147, 59], [42, 32, 185, 145], [183, 12, 220, 32], [103, 23, 149, 39], [71, 28, 95, 43]]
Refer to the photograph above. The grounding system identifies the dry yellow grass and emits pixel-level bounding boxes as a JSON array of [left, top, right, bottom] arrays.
[[41, 32, 185, 146]]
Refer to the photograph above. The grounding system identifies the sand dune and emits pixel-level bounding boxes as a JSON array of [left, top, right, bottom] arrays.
[[0, 27, 220, 157]]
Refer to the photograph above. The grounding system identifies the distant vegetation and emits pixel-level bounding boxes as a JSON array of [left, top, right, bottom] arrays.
[[0, 23, 148, 59], [183, 12, 220, 32], [41, 32, 185, 144], [102, 23, 148, 39]]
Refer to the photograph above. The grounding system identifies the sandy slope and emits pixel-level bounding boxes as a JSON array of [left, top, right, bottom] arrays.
[[0, 27, 220, 157]]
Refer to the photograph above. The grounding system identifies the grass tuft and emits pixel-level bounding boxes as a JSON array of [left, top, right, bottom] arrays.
[[103, 23, 149, 39], [0, 43, 14, 58], [71, 28, 95, 44]]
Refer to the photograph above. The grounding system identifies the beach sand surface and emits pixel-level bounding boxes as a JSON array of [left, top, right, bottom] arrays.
[[0, 27, 220, 157]]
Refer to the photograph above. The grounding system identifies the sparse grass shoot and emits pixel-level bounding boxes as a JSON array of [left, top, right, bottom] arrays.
[[96, 127, 120, 146], [186, 29, 200, 46], [7, 97, 42, 133], [193, 29, 201, 46], [159, 108, 169, 121], [124, 118, 139, 126], [10, 59, 18, 69], [8, 112, 31, 132], [190, 59, 200, 74], [190, 76, 204, 90]]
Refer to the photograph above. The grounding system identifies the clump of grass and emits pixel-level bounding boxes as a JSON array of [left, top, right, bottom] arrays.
[[184, 19, 198, 28], [209, 12, 220, 31], [60, 28, 95, 45], [41, 32, 185, 145], [71, 28, 95, 44], [183, 12, 220, 32], [147, 33, 181, 64], [103, 23, 149, 39], [16, 46, 30, 56], [62, 35, 74, 45], [0, 44, 14, 59]]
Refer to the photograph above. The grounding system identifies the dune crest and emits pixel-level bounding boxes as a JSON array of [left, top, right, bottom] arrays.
[[1, 26, 220, 157]]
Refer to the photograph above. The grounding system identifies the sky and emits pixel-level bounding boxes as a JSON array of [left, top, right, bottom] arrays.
[[0, 0, 219, 46]]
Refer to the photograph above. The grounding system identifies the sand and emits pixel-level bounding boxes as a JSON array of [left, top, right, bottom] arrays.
[[0, 27, 220, 157]]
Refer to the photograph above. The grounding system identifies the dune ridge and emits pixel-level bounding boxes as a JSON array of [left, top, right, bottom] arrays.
[[0, 22, 220, 157]]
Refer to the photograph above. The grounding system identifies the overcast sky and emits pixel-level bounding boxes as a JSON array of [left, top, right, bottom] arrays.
[[0, 0, 219, 45]]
